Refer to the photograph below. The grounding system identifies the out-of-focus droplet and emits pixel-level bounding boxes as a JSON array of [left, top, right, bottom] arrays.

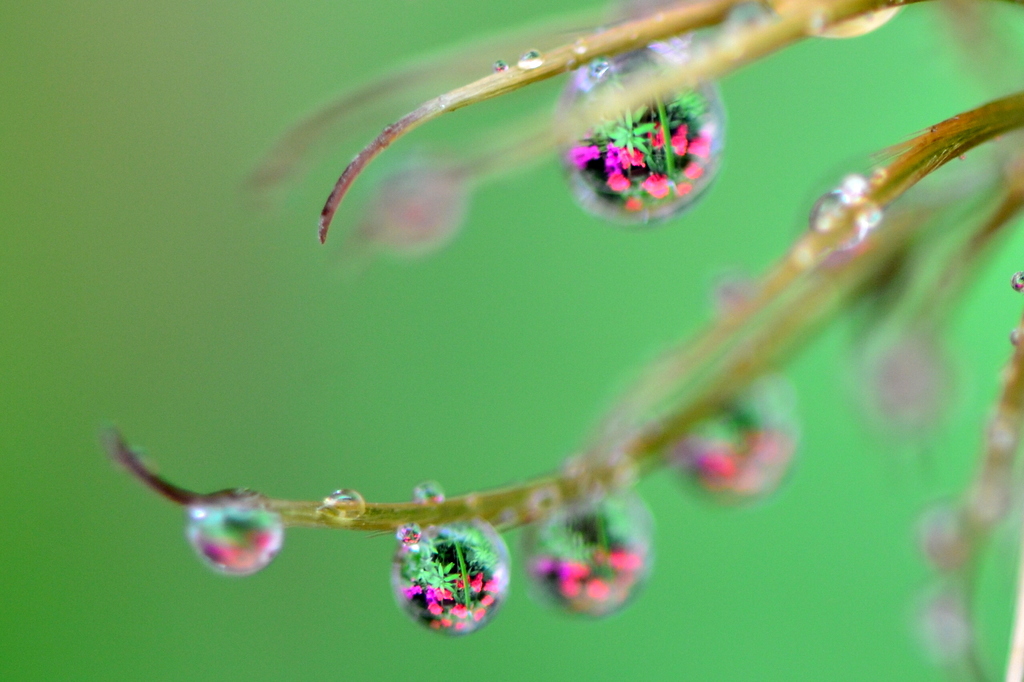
[[816, 7, 901, 38], [413, 480, 446, 504], [559, 42, 724, 224], [838, 174, 869, 204], [862, 332, 950, 434], [809, 190, 845, 233], [319, 488, 366, 517], [392, 520, 510, 635], [522, 491, 654, 617], [397, 523, 422, 546], [1011, 271, 1024, 292], [854, 201, 883, 238], [185, 503, 283, 576], [355, 160, 468, 257], [518, 49, 544, 69], [1011, 328, 1020, 346], [669, 377, 798, 504], [916, 502, 969, 572], [492, 60, 509, 73], [917, 587, 972, 666]]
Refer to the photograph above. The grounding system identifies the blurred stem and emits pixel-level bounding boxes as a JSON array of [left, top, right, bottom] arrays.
[[108, 92, 1024, 532]]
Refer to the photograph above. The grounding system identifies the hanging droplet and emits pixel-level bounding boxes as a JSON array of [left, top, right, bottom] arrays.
[[397, 523, 422, 546], [521, 491, 653, 617], [1012, 328, 1020, 346], [816, 7, 901, 39], [1011, 271, 1024, 292], [559, 42, 725, 224], [185, 503, 283, 576], [669, 377, 798, 504], [318, 488, 366, 517], [518, 50, 544, 69], [492, 59, 509, 73], [916, 502, 969, 573], [354, 159, 468, 257], [392, 519, 510, 635], [412, 480, 446, 504], [916, 587, 972, 666]]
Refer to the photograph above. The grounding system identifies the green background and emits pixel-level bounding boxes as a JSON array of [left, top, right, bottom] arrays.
[[2, 1, 1023, 679]]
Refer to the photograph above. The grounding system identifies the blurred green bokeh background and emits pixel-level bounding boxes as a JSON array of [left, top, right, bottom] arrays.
[[4, 1, 1024, 679]]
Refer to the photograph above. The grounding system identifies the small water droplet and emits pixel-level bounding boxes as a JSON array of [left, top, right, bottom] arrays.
[[838, 174, 869, 204], [397, 523, 422, 546], [319, 488, 366, 517], [560, 44, 725, 224], [870, 167, 888, 186], [917, 587, 971, 665], [185, 503, 283, 576], [809, 190, 845, 233], [1011, 271, 1024, 292], [522, 491, 654, 617], [1011, 328, 1020, 346], [669, 377, 798, 504], [413, 480, 445, 504], [917, 502, 968, 572], [518, 49, 544, 69], [392, 520, 510, 635], [492, 59, 509, 73], [572, 39, 588, 56], [587, 57, 610, 80]]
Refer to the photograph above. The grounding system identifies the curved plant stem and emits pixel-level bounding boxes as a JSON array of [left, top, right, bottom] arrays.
[[107, 92, 1024, 532], [315, 0, 908, 242]]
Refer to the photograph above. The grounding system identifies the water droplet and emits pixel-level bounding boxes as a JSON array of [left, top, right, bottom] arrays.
[[356, 159, 468, 256], [559, 43, 725, 224], [838, 174, 869, 204], [397, 523, 422, 546], [1012, 271, 1024, 292], [528, 486, 562, 519], [854, 201, 882, 239], [518, 49, 544, 69], [318, 489, 366, 517], [185, 503, 283, 576], [816, 6, 901, 38], [809, 190, 845, 233], [572, 39, 588, 56], [587, 57, 610, 80], [492, 59, 509, 73], [412, 480, 446, 504], [916, 502, 968, 572], [669, 377, 798, 504], [861, 332, 950, 434], [917, 587, 971, 665], [522, 491, 653, 617], [392, 519, 510, 635], [1012, 328, 1020, 346]]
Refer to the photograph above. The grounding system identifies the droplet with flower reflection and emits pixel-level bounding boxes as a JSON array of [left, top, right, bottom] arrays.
[[391, 520, 510, 635], [521, 491, 653, 617], [559, 41, 724, 223], [185, 503, 283, 576], [669, 377, 798, 504]]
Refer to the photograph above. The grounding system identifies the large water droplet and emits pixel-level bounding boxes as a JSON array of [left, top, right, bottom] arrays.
[[816, 7, 901, 39], [412, 480, 445, 504], [518, 50, 544, 69], [392, 520, 510, 635], [669, 377, 798, 504], [559, 42, 725, 224], [185, 503, 283, 576], [522, 491, 653, 617]]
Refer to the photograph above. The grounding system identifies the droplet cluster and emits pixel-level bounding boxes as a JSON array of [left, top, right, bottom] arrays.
[[669, 377, 798, 503], [560, 43, 724, 223], [185, 503, 284, 576], [521, 492, 653, 617], [392, 520, 510, 635]]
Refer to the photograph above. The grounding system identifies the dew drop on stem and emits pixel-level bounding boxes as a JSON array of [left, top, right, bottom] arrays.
[[518, 49, 544, 69], [412, 480, 445, 504]]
